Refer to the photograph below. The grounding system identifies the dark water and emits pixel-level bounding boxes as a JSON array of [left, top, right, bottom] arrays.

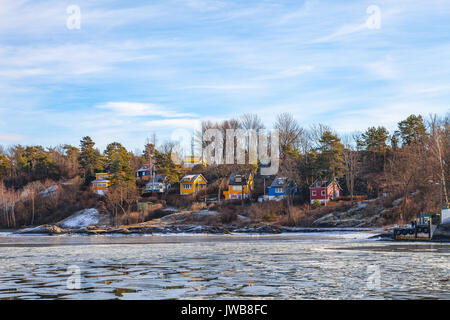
[[0, 231, 448, 299]]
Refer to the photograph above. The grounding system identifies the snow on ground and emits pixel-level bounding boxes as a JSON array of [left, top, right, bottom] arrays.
[[192, 210, 219, 221], [40, 185, 58, 197], [59, 208, 100, 228], [164, 206, 179, 212], [18, 226, 43, 233]]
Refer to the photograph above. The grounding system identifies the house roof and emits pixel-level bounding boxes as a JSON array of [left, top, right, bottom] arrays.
[[228, 173, 252, 185], [181, 174, 206, 183], [145, 176, 165, 185], [270, 177, 286, 188], [309, 179, 342, 190], [92, 180, 110, 183], [136, 164, 154, 172]]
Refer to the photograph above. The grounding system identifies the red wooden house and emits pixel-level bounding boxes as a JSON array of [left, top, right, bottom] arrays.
[[309, 179, 342, 204]]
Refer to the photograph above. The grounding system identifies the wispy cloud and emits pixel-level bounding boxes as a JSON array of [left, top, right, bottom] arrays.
[[1, 0, 450, 151], [274, 0, 316, 25], [181, 83, 262, 90], [0, 133, 26, 144], [312, 23, 367, 43], [255, 65, 315, 80], [366, 56, 397, 80], [96, 102, 195, 118]]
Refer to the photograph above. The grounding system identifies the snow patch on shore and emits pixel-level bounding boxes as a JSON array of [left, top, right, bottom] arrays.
[[40, 185, 58, 197], [59, 208, 100, 228]]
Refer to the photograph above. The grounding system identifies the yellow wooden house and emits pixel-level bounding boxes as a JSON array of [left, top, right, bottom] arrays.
[[223, 173, 253, 200], [183, 156, 207, 168], [92, 173, 112, 195], [180, 174, 207, 195]]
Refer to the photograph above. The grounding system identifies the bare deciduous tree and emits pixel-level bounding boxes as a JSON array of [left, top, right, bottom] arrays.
[[428, 114, 449, 207], [240, 113, 265, 131], [342, 136, 360, 202], [274, 113, 303, 156], [23, 180, 44, 225]]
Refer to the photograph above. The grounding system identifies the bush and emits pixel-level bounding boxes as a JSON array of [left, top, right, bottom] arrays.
[[118, 212, 141, 225], [1, 178, 104, 228], [165, 193, 196, 208], [311, 199, 321, 209], [280, 207, 306, 226], [262, 213, 277, 222], [190, 202, 206, 212], [249, 201, 286, 221], [219, 209, 237, 224]]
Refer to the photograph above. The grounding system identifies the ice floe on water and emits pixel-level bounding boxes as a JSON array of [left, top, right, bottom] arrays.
[[239, 285, 280, 296], [0, 233, 448, 300]]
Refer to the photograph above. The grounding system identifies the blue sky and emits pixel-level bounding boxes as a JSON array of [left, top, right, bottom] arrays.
[[0, 0, 449, 152]]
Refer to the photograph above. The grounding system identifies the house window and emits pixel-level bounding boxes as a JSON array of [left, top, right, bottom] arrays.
[[276, 188, 283, 193], [312, 190, 316, 196], [232, 186, 242, 191], [235, 176, 241, 182], [184, 184, 191, 189], [321, 190, 326, 196]]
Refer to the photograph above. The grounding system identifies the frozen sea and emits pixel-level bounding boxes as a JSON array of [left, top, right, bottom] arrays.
[[0, 231, 448, 300]]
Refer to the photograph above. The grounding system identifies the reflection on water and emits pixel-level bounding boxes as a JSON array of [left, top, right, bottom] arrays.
[[0, 232, 448, 300]]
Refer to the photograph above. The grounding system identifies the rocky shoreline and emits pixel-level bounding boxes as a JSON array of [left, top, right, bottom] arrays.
[[16, 223, 384, 236], [11, 205, 450, 242], [14, 207, 386, 237], [15, 222, 450, 242]]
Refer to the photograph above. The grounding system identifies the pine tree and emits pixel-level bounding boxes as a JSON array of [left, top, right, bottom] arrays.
[[358, 126, 389, 152], [317, 131, 344, 180], [154, 150, 181, 188], [78, 136, 104, 185], [0, 154, 8, 180], [398, 114, 427, 145], [105, 142, 134, 184]]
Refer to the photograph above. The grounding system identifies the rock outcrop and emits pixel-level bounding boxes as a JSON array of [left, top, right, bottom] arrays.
[[432, 222, 450, 241], [58, 208, 111, 228], [311, 200, 398, 228], [19, 224, 66, 234]]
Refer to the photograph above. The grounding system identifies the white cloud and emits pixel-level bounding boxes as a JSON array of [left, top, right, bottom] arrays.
[[182, 83, 262, 90], [144, 118, 200, 129], [0, 43, 159, 80], [0, 133, 26, 143], [1, 0, 450, 151], [182, 0, 226, 11], [256, 65, 315, 80], [332, 102, 449, 133], [366, 56, 397, 80], [274, 0, 315, 25], [96, 102, 195, 118], [312, 23, 367, 43]]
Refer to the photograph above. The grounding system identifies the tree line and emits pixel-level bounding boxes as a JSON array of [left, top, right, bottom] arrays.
[[0, 112, 448, 228]]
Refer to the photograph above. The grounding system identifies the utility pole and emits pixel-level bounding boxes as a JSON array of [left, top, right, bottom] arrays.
[[146, 138, 155, 198], [241, 176, 244, 207], [436, 136, 449, 208], [151, 166, 155, 197], [263, 177, 266, 197], [191, 135, 195, 167]]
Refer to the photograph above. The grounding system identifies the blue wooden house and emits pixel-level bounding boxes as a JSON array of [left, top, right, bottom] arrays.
[[268, 177, 286, 200], [267, 177, 299, 200]]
